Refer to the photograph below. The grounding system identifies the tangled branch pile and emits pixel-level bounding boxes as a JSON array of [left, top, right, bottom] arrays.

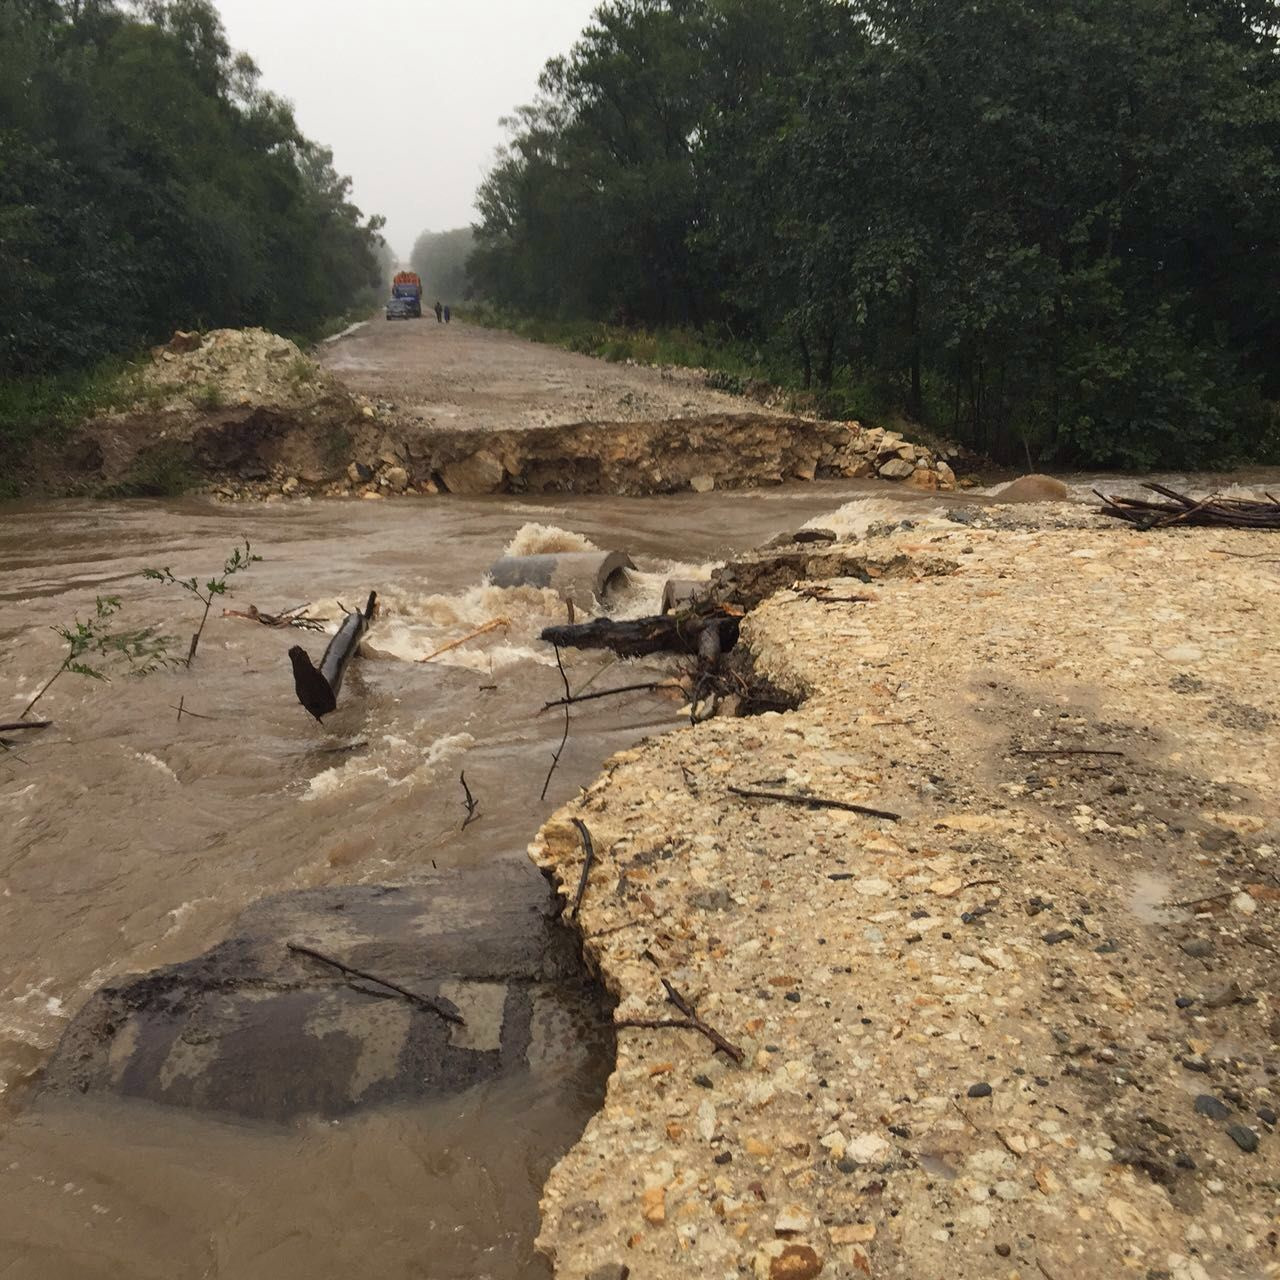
[[1097, 484, 1280, 530]]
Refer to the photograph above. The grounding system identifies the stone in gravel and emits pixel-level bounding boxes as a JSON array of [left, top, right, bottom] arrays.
[[1181, 939, 1215, 959], [1227, 1124, 1260, 1153], [693, 1074, 714, 1089], [830, 1224, 876, 1245], [1194, 1095, 1232, 1122], [775, 1205, 810, 1235], [847, 1133, 890, 1162], [1175, 997, 1196, 1009], [967, 1082, 993, 1099], [715, 1151, 733, 1165], [769, 1244, 823, 1280], [1258, 1107, 1277, 1127], [1181, 1055, 1211, 1074], [587, 1267, 630, 1280], [641, 1186, 666, 1224], [1042, 929, 1074, 945]]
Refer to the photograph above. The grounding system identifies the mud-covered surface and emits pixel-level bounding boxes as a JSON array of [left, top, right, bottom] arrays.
[[530, 519, 1279, 1279], [42, 870, 612, 1121], [320, 316, 774, 432]]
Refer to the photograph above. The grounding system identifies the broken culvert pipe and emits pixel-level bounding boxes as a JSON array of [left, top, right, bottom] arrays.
[[487, 551, 635, 610], [290, 592, 377, 721]]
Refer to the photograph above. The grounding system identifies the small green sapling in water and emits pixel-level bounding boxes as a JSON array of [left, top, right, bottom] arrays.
[[20, 597, 173, 719], [142, 540, 262, 666]]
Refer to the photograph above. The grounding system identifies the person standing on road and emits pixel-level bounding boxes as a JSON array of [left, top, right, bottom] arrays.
[[443, 305, 451, 325], [434, 300, 443, 323]]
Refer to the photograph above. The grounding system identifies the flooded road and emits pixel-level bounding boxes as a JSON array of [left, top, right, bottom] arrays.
[[0, 478, 942, 1279]]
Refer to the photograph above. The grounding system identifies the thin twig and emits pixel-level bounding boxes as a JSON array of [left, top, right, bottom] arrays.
[[542, 680, 682, 712], [418, 617, 509, 663], [168, 703, 218, 721], [460, 771, 481, 830], [569, 817, 596, 918], [662, 979, 746, 1064], [615, 980, 746, 1065], [286, 942, 464, 1025], [0, 721, 52, 733], [1168, 890, 1233, 910], [728, 784, 901, 822], [1014, 748, 1125, 758], [541, 646, 572, 801]]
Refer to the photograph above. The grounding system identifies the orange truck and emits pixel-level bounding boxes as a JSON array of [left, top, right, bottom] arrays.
[[390, 271, 423, 318]]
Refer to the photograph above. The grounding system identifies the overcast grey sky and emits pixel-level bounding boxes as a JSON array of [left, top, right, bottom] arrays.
[[212, 0, 599, 259]]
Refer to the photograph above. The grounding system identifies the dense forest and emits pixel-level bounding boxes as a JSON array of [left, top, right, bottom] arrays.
[[410, 227, 474, 305], [0, 0, 386, 382], [471, 0, 1280, 467]]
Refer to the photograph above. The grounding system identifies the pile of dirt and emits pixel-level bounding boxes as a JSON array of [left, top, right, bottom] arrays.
[[133, 328, 349, 413], [42, 329, 365, 496]]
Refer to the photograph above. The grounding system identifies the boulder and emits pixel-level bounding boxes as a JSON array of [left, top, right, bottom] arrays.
[[347, 461, 373, 484], [877, 458, 916, 480], [936, 461, 957, 490], [906, 466, 940, 491], [382, 465, 410, 492], [440, 450, 506, 495], [690, 473, 716, 493]]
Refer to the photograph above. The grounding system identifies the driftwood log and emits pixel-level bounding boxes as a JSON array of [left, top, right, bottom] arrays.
[[1097, 484, 1280, 530], [540, 604, 742, 659], [290, 592, 377, 721]]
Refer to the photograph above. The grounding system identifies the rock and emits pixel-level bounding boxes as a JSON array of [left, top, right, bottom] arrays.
[[936, 461, 957, 490], [440, 451, 506, 495], [1180, 939, 1215, 959], [906, 467, 940, 491], [1226, 1124, 1259, 1153], [281, 476, 300, 495], [846, 1132, 889, 1163], [992, 474, 1072, 502], [690, 474, 716, 493], [347, 461, 373, 484], [967, 1082, 993, 1099], [1194, 1095, 1231, 1122], [360, 405, 376, 420], [830, 1223, 876, 1245], [641, 1186, 667, 1224], [1042, 929, 1074, 945], [775, 1205, 810, 1235], [770, 1245, 824, 1280], [383, 465, 410, 492], [877, 458, 916, 480], [839, 458, 875, 479], [586, 1266, 630, 1280]]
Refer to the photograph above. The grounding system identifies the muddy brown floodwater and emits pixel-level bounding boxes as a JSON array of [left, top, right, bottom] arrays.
[[0, 479, 946, 1280]]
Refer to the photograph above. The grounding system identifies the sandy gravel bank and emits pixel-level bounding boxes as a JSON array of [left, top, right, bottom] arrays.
[[531, 511, 1279, 1279]]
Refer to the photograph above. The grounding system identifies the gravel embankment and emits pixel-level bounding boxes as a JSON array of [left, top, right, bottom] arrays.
[[531, 512, 1279, 1280]]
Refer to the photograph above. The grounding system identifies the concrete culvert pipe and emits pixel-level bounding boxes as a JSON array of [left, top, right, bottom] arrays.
[[488, 551, 636, 610], [661, 578, 713, 616]]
